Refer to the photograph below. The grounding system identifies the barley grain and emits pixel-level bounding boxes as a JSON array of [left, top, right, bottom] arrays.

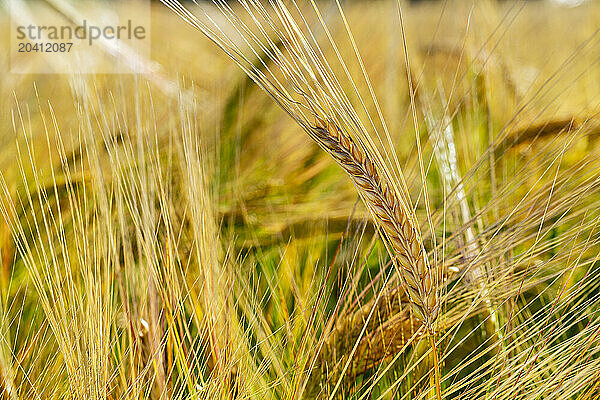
[[312, 119, 439, 329]]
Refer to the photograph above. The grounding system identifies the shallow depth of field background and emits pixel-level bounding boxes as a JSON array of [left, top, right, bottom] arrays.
[[1, 0, 600, 399]]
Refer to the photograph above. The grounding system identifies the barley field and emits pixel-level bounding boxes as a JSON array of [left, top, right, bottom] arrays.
[[1, 0, 600, 399]]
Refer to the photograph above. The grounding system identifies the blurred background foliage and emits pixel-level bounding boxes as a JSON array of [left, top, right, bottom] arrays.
[[1, 0, 600, 399]]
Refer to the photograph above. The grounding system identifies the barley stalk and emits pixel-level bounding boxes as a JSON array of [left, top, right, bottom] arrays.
[[155, 1, 441, 327], [159, 1, 443, 394], [311, 120, 439, 330], [308, 286, 416, 393]]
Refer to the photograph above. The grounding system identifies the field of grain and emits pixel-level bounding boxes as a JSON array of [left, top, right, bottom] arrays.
[[1, 0, 600, 399]]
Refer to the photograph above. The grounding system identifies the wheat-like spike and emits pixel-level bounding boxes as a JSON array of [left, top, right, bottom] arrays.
[[312, 119, 439, 329], [159, 0, 440, 329], [304, 288, 416, 397]]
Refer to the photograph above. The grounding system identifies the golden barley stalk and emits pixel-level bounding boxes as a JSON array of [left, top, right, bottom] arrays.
[[314, 286, 415, 378], [312, 119, 439, 330], [154, 1, 440, 327], [159, 0, 442, 391]]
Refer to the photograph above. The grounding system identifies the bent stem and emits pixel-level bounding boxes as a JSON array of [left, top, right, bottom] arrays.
[[429, 334, 442, 400]]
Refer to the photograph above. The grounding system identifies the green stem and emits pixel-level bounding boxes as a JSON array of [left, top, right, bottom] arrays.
[[429, 335, 442, 400]]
